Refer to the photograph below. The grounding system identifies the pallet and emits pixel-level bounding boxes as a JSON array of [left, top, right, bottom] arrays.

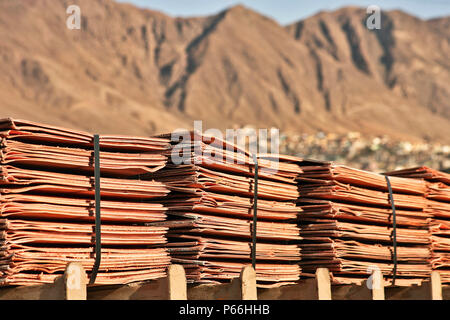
[[0, 264, 446, 300]]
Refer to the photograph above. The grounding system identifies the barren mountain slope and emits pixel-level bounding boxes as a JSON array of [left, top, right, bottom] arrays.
[[0, 1, 448, 142], [0, 0, 202, 134], [286, 7, 450, 141]]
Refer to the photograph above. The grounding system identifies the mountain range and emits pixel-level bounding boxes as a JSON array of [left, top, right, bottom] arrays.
[[0, 0, 449, 142]]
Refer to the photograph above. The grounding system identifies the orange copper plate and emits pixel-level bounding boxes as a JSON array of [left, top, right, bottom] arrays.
[[384, 166, 450, 185], [0, 166, 169, 199], [0, 118, 171, 152], [299, 164, 428, 195], [1, 140, 167, 176], [0, 119, 171, 287], [298, 199, 430, 227], [0, 194, 166, 223]]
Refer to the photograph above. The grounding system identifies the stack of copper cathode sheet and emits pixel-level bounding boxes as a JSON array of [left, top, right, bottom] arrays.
[[297, 164, 432, 286], [385, 167, 450, 284], [1, 118, 449, 290], [153, 132, 311, 287], [0, 118, 171, 286]]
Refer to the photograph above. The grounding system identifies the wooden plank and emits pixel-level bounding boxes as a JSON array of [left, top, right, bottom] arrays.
[[87, 265, 187, 300], [258, 278, 319, 300], [371, 269, 385, 300], [326, 270, 384, 300], [316, 268, 332, 300], [188, 266, 257, 300], [259, 269, 331, 300], [63, 262, 88, 300], [167, 265, 187, 300], [385, 279, 431, 300], [240, 266, 257, 300], [87, 280, 167, 300], [386, 273, 443, 300], [188, 282, 239, 300], [331, 284, 372, 300], [443, 285, 450, 300], [0, 262, 87, 300], [0, 282, 63, 300], [430, 271, 442, 300]]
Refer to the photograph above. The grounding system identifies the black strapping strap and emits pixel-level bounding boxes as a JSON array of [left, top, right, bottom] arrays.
[[251, 154, 258, 269], [385, 176, 397, 286], [89, 134, 102, 285]]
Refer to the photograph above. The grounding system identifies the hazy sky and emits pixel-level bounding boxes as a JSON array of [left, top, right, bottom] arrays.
[[118, 0, 450, 24]]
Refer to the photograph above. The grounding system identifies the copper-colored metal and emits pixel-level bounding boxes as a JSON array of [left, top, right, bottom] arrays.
[[385, 167, 450, 284], [2, 119, 449, 289], [1, 140, 167, 176], [300, 164, 428, 195], [154, 132, 308, 287], [0, 118, 170, 152], [298, 199, 430, 228], [0, 118, 171, 287], [384, 166, 450, 185], [297, 163, 433, 285]]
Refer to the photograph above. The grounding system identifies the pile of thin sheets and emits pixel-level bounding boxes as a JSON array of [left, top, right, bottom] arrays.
[[0, 118, 171, 286], [153, 132, 309, 287], [3, 119, 448, 290], [297, 164, 432, 286], [385, 167, 450, 284]]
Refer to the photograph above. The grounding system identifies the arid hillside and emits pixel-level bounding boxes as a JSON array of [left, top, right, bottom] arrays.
[[0, 0, 449, 142]]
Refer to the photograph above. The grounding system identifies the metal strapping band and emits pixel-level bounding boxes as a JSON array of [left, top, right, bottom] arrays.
[[385, 175, 397, 286], [89, 134, 102, 285], [251, 154, 258, 269]]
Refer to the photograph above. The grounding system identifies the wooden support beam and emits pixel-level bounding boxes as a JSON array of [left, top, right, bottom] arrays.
[[331, 270, 384, 300], [385, 273, 442, 300], [240, 266, 257, 300], [188, 283, 236, 300], [0, 283, 61, 300], [0, 282, 61, 300], [258, 269, 332, 300], [87, 264, 187, 300], [443, 285, 450, 300], [88, 281, 166, 300], [430, 271, 442, 300], [62, 262, 88, 300], [315, 268, 332, 300], [257, 278, 317, 300], [0, 262, 87, 300], [188, 265, 257, 300], [166, 264, 187, 300], [371, 268, 385, 300], [331, 284, 371, 300]]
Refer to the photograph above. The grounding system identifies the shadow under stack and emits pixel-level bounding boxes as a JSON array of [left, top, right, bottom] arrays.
[[296, 164, 432, 286], [0, 118, 171, 286], [385, 167, 450, 285]]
